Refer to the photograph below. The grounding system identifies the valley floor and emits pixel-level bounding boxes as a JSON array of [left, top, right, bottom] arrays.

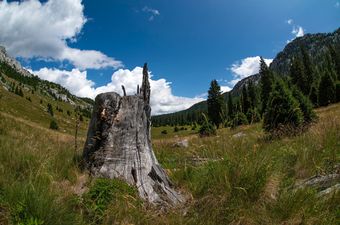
[[0, 103, 339, 225]]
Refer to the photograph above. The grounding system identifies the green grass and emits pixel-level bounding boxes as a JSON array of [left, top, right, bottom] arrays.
[[0, 82, 339, 224]]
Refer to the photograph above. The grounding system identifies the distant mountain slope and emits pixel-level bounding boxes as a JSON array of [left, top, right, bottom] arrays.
[[0, 46, 93, 134], [152, 28, 340, 125]]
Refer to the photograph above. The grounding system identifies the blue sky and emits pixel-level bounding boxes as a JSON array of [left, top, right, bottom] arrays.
[[0, 0, 339, 114]]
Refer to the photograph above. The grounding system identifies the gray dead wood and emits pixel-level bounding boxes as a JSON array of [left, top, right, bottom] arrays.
[[83, 63, 184, 206]]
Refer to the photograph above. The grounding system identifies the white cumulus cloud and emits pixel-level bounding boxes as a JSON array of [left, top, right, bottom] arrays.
[[286, 19, 305, 43], [228, 56, 272, 87], [31, 67, 204, 115], [286, 19, 294, 25], [292, 26, 305, 38], [142, 6, 160, 21], [0, 0, 122, 69]]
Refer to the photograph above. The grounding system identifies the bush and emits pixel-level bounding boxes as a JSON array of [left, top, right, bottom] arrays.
[[191, 123, 197, 130], [246, 108, 261, 124], [47, 103, 54, 117], [232, 112, 249, 128], [49, 120, 58, 130], [263, 80, 303, 134], [161, 130, 168, 135], [199, 114, 216, 137], [174, 126, 179, 132]]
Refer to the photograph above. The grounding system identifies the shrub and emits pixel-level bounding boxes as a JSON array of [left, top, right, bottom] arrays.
[[232, 112, 249, 128], [199, 114, 216, 137], [263, 80, 303, 134], [246, 108, 261, 124], [161, 130, 168, 135], [174, 126, 179, 132], [49, 120, 58, 130], [47, 103, 54, 117]]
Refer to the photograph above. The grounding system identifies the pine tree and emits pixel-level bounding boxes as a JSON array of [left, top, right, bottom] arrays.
[[328, 44, 340, 80], [47, 103, 54, 117], [227, 92, 234, 120], [260, 57, 274, 114], [290, 57, 308, 95], [309, 85, 319, 107], [292, 87, 316, 123], [247, 80, 258, 109], [263, 80, 303, 133], [301, 46, 314, 94], [241, 85, 251, 114], [207, 80, 224, 128], [318, 72, 335, 106], [335, 81, 340, 103]]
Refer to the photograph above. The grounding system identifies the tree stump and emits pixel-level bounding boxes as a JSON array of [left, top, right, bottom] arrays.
[[83, 64, 184, 206]]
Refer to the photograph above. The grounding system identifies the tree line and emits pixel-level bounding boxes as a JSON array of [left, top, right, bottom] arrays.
[[202, 43, 340, 136], [152, 43, 340, 137]]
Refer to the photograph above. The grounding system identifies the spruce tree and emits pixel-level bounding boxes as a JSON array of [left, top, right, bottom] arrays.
[[335, 81, 340, 103], [227, 92, 234, 121], [290, 57, 308, 95], [292, 87, 316, 123], [301, 46, 314, 94], [260, 57, 274, 114], [47, 103, 54, 117], [318, 72, 335, 106], [309, 85, 319, 107], [207, 80, 224, 128], [241, 85, 251, 114], [328, 45, 340, 80], [263, 80, 303, 133], [247, 80, 258, 109]]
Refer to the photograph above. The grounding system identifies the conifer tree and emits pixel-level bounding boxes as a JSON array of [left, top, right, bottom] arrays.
[[260, 57, 274, 114], [207, 80, 224, 128], [309, 85, 319, 107], [247, 80, 258, 109], [290, 57, 308, 95], [318, 72, 335, 106], [263, 80, 303, 133], [47, 103, 54, 117], [301, 46, 314, 93], [241, 85, 251, 114], [227, 92, 234, 120], [328, 45, 340, 80], [335, 81, 340, 103], [292, 87, 316, 123]]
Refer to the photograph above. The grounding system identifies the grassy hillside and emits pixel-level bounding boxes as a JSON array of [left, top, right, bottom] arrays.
[[0, 79, 339, 225]]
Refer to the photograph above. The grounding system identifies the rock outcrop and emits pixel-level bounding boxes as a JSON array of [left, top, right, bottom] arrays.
[[0, 46, 32, 77], [83, 63, 184, 206]]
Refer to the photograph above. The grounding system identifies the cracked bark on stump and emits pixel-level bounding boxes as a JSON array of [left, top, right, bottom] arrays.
[[83, 63, 184, 206]]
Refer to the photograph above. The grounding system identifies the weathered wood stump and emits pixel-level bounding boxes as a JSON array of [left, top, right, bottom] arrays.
[[83, 64, 183, 206]]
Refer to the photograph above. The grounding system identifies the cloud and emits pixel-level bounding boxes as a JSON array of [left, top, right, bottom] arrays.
[[227, 56, 273, 87], [142, 6, 160, 21], [336, 2, 340, 8], [31, 67, 204, 115], [286, 19, 293, 25], [0, 0, 122, 69], [292, 26, 305, 38], [285, 19, 305, 43], [220, 86, 232, 93]]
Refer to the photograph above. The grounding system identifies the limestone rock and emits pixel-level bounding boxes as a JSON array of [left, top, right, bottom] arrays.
[[83, 63, 184, 206]]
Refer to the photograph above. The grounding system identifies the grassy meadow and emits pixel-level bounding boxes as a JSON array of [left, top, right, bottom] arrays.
[[0, 88, 339, 224]]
